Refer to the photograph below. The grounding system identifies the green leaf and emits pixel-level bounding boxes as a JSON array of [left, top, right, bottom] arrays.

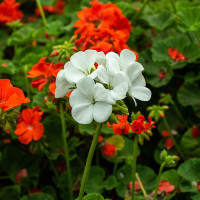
[[45, 21, 65, 36], [0, 185, 20, 200], [21, 193, 54, 200], [0, 60, 15, 75], [177, 7, 200, 32], [178, 158, 200, 182], [115, 2, 136, 18], [32, 92, 47, 110], [177, 83, 200, 118], [82, 193, 104, 200], [116, 165, 132, 185], [143, 11, 175, 31], [103, 175, 118, 190], [86, 166, 105, 194], [40, 0, 56, 6], [79, 123, 96, 135], [106, 135, 125, 151], [192, 193, 200, 200], [161, 169, 179, 187], [137, 165, 157, 193]]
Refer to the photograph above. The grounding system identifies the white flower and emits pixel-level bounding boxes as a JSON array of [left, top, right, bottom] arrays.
[[69, 77, 112, 124], [55, 69, 74, 98], [96, 65, 128, 104], [101, 49, 151, 105], [63, 50, 98, 84]]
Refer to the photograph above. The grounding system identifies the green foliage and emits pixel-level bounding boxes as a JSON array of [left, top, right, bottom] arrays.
[[21, 193, 54, 200], [0, 185, 20, 200]]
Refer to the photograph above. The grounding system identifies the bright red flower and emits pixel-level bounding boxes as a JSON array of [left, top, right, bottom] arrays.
[[192, 125, 200, 138], [107, 115, 130, 134], [157, 180, 175, 195], [16, 168, 28, 184], [0, 0, 23, 25], [0, 79, 30, 111], [131, 115, 155, 134], [74, 0, 136, 54], [164, 138, 174, 150], [27, 57, 64, 95], [162, 130, 170, 137], [35, 0, 65, 16], [15, 106, 44, 145], [102, 144, 116, 157], [168, 48, 187, 62]]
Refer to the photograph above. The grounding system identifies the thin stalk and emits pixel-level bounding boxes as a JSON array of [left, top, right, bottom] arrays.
[[169, 0, 177, 13], [60, 102, 73, 200], [113, 162, 119, 176], [135, 172, 147, 198], [131, 135, 138, 200], [172, 103, 185, 124], [153, 162, 165, 200], [36, 0, 47, 26], [163, 117, 185, 160], [24, 65, 31, 99], [78, 123, 103, 200]]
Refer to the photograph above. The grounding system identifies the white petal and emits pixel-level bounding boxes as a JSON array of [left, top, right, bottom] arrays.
[[96, 51, 106, 66], [107, 91, 116, 104], [126, 65, 144, 84], [72, 103, 93, 124], [129, 86, 151, 101], [93, 102, 112, 123], [106, 52, 120, 64], [69, 89, 91, 107], [120, 49, 136, 69], [71, 50, 96, 72], [97, 65, 110, 84], [88, 69, 97, 79], [93, 83, 108, 101], [107, 58, 120, 76], [76, 77, 95, 98], [65, 64, 86, 83], [131, 74, 146, 87]]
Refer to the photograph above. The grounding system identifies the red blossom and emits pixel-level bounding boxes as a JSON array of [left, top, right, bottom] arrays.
[[192, 125, 200, 138], [164, 138, 174, 150], [131, 115, 155, 134], [128, 181, 141, 191], [157, 180, 175, 195], [102, 144, 116, 157], [107, 115, 130, 134], [16, 169, 28, 185], [168, 48, 187, 62], [0, 0, 23, 25]]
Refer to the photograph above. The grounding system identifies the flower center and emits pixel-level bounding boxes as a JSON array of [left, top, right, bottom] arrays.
[[28, 125, 33, 130]]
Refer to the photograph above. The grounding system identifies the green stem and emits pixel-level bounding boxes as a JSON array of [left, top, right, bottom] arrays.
[[36, 0, 47, 26], [60, 102, 73, 200], [172, 103, 185, 124], [78, 123, 103, 200], [113, 162, 119, 176], [169, 0, 177, 13], [135, 172, 147, 198], [153, 162, 165, 200], [163, 117, 185, 160], [24, 65, 31, 99], [131, 135, 138, 200]]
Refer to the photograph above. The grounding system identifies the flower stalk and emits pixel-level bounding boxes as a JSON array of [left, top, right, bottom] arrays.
[[135, 172, 147, 198], [60, 102, 73, 200], [131, 135, 138, 200], [78, 123, 103, 200], [163, 117, 185, 160], [36, 0, 47, 26], [153, 162, 166, 200]]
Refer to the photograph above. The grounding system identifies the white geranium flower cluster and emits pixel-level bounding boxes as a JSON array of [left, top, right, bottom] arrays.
[[55, 49, 151, 124]]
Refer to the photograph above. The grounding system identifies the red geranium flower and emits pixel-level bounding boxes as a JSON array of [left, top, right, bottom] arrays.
[[15, 106, 44, 144], [131, 115, 155, 134], [16, 168, 28, 185], [74, 0, 136, 55], [107, 115, 130, 134], [27, 57, 64, 95], [0, 0, 23, 25], [157, 180, 175, 195], [102, 144, 116, 157], [168, 48, 187, 62], [0, 79, 30, 111], [128, 181, 142, 191], [35, 0, 65, 16], [192, 125, 200, 138]]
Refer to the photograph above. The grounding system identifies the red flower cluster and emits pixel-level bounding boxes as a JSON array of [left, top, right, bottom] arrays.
[[107, 115, 130, 134], [128, 181, 141, 191], [0, 79, 30, 111], [35, 0, 65, 16], [168, 48, 187, 62], [0, 0, 23, 25], [74, 0, 134, 54], [157, 180, 175, 195], [27, 57, 64, 95], [102, 144, 116, 157], [15, 106, 44, 144], [192, 125, 200, 138], [131, 115, 155, 134]]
